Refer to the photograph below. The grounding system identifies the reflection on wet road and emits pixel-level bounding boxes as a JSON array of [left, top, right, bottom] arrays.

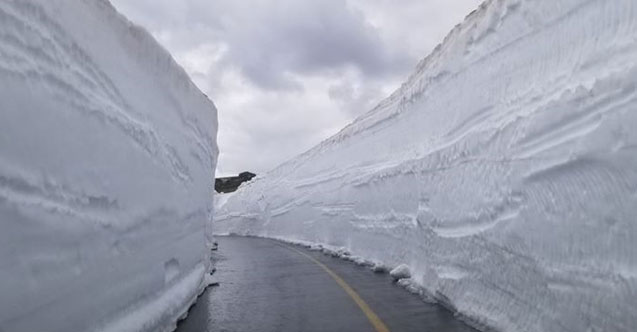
[[176, 236, 476, 332]]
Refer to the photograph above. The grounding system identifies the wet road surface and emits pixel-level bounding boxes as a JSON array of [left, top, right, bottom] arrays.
[[176, 236, 477, 332]]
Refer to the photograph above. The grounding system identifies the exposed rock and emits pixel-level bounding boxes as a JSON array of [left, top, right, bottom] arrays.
[[215, 171, 256, 193]]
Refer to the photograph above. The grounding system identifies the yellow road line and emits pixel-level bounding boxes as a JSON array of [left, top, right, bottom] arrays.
[[281, 243, 391, 332]]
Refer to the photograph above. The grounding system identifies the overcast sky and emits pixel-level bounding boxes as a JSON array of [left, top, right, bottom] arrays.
[[110, 0, 479, 176]]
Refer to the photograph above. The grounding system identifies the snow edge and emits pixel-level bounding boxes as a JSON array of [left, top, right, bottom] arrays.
[[95, 263, 214, 332]]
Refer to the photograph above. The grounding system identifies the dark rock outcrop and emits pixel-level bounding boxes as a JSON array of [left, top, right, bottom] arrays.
[[215, 172, 256, 193]]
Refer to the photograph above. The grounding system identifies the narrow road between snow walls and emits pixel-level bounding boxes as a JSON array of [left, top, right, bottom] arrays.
[[176, 236, 476, 332]]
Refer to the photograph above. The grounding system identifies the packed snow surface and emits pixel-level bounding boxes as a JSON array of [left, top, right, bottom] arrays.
[[0, 1, 217, 331], [216, 0, 637, 331]]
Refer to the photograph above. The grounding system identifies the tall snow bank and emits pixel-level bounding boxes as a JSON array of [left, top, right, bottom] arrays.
[[216, 0, 637, 331], [0, 1, 217, 331]]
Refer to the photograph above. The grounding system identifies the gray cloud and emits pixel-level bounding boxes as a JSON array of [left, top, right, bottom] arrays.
[[110, 0, 479, 176], [115, 0, 409, 90], [219, 0, 409, 89]]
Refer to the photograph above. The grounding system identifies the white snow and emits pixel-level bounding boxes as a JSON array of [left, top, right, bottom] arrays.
[[214, 191, 235, 212], [389, 264, 411, 280], [0, 1, 217, 332], [371, 263, 388, 273], [215, 0, 637, 331]]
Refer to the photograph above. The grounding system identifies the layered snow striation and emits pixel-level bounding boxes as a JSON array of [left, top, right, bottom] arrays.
[[0, 1, 217, 332], [216, 0, 637, 331]]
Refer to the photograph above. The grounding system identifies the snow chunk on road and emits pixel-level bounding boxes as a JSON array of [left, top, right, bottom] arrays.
[[371, 263, 388, 273], [0, 1, 218, 332], [390, 264, 412, 280]]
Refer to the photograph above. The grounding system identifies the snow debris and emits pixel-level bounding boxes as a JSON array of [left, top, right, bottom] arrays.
[[371, 263, 388, 274], [390, 264, 412, 280], [309, 244, 323, 251], [396, 278, 420, 295]]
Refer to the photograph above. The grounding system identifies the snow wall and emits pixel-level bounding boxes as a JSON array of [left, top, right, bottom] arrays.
[[216, 0, 637, 331], [0, 1, 218, 331]]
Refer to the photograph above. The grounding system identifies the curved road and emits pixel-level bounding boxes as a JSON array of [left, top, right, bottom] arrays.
[[176, 236, 476, 332]]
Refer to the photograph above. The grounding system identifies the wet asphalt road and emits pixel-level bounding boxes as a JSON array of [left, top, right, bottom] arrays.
[[176, 236, 477, 332]]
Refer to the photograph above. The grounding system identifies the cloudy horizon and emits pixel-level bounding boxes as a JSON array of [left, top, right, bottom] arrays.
[[110, 0, 479, 176]]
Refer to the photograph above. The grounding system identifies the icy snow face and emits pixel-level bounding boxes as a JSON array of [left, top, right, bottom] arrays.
[[216, 0, 637, 331], [0, 1, 217, 332]]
